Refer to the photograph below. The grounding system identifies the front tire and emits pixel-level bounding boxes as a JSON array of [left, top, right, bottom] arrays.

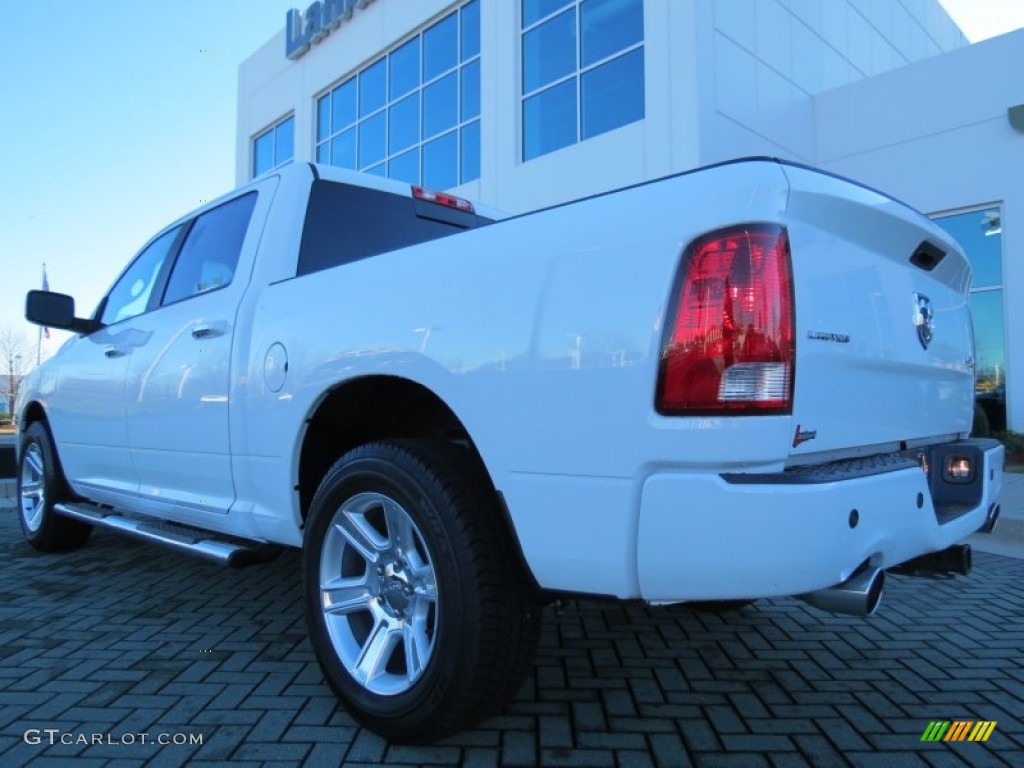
[[303, 440, 539, 741], [18, 421, 91, 551]]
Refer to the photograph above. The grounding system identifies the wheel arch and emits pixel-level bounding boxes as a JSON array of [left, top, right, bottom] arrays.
[[20, 400, 48, 431], [297, 375, 538, 589], [17, 401, 52, 464]]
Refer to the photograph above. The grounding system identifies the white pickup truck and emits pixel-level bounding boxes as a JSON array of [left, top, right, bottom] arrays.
[[17, 158, 1004, 740]]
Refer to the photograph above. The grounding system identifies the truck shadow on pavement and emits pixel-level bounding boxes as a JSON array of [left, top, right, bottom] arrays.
[[1, 512, 1022, 767]]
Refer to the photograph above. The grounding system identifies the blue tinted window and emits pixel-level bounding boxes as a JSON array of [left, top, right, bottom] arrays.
[[359, 112, 386, 168], [461, 59, 480, 120], [933, 207, 1005, 423], [273, 117, 294, 166], [523, 9, 576, 93], [102, 227, 182, 325], [581, 0, 643, 66], [332, 79, 357, 130], [390, 38, 420, 99], [524, 79, 577, 160], [317, 4, 478, 188], [317, 95, 330, 140], [163, 194, 257, 305], [968, 290, 1006, 401], [388, 148, 420, 184], [253, 132, 273, 176], [521, 0, 644, 161], [390, 92, 420, 153], [582, 48, 644, 139], [423, 131, 458, 190], [934, 209, 1003, 288], [424, 73, 458, 139], [331, 128, 357, 169], [360, 58, 386, 116], [461, 0, 480, 60], [523, 0, 573, 27], [424, 13, 458, 81], [461, 121, 480, 184]]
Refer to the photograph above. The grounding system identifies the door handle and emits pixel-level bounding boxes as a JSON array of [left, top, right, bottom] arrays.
[[104, 346, 124, 358], [191, 323, 226, 340]]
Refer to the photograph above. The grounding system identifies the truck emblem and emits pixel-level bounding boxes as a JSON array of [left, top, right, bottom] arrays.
[[807, 331, 850, 344], [913, 292, 934, 350], [792, 425, 817, 447]]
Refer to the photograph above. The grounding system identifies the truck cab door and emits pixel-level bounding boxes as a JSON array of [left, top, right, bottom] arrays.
[[47, 226, 184, 504], [123, 190, 262, 519]]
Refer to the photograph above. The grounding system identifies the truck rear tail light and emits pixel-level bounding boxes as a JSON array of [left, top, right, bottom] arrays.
[[412, 185, 475, 213], [657, 224, 794, 415]]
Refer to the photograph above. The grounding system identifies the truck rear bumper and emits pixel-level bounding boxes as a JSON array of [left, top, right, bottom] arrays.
[[636, 440, 1004, 601]]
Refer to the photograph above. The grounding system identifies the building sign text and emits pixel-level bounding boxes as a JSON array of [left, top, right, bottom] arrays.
[[285, 0, 376, 60]]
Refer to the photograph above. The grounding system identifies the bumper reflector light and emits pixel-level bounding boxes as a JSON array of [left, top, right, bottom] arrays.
[[944, 457, 973, 482]]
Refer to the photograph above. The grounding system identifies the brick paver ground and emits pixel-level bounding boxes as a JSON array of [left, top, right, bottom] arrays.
[[1, 507, 1022, 767]]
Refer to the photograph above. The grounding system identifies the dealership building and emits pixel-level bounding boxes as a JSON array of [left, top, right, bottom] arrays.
[[237, 0, 1022, 432]]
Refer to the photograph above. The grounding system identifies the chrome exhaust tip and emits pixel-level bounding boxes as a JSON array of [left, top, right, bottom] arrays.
[[797, 566, 885, 617]]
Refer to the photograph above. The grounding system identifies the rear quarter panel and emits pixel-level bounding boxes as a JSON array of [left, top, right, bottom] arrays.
[[238, 161, 794, 596]]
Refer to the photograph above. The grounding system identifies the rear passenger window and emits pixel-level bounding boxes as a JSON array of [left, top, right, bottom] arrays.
[[297, 180, 489, 276], [162, 193, 257, 305]]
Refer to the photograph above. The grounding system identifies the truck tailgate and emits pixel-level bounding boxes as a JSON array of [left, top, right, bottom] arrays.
[[781, 165, 975, 458]]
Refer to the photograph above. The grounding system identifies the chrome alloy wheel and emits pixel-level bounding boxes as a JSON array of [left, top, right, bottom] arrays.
[[20, 443, 46, 533], [319, 492, 439, 696]]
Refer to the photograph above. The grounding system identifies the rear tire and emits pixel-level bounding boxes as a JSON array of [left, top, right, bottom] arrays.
[[18, 421, 91, 552], [303, 440, 539, 742]]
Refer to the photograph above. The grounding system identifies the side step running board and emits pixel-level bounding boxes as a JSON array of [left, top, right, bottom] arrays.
[[55, 502, 280, 568]]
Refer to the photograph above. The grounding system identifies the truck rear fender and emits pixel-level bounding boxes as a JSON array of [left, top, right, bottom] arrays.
[[296, 375, 540, 591]]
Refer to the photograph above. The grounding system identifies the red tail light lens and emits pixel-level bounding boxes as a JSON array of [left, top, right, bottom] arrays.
[[412, 185, 475, 213], [657, 224, 794, 415]]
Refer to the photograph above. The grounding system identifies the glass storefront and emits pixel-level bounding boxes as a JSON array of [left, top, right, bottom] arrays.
[[314, 0, 481, 189], [521, 0, 645, 161], [252, 115, 295, 177], [934, 207, 1006, 431]]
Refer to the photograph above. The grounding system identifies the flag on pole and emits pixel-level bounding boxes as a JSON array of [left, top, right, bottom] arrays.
[[41, 265, 50, 338]]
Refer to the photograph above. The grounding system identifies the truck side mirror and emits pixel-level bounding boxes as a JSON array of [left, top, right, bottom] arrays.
[[25, 290, 99, 335]]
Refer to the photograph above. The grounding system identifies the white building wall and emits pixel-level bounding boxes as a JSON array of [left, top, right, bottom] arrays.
[[236, 0, 1019, 429], [487, 0, 703, 213], [238, 0, 709, 213], [237, 0, 966, 203], [813, 29, 1024, 431], [236, 0, 457, 188], [702, 0, 967, 164]]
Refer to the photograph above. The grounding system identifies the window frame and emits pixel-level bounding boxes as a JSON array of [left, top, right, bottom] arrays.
[[931, 202, 1008, 427], [97, 226, 187, 328], [252, 114, 296, 178], [96, 192, 260, 329], [159, 192, 259, 308], [520, 0, 645, 162], [314, 0, 481, 189]]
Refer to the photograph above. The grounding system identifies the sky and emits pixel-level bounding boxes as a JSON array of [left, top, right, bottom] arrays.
[[1, 0, 1022, 368]]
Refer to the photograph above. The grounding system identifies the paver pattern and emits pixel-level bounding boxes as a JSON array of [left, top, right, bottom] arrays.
[[1, 507, 1022, 767]]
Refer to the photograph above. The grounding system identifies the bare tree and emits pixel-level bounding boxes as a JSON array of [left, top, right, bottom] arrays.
[[0, 325, 31, 421]]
